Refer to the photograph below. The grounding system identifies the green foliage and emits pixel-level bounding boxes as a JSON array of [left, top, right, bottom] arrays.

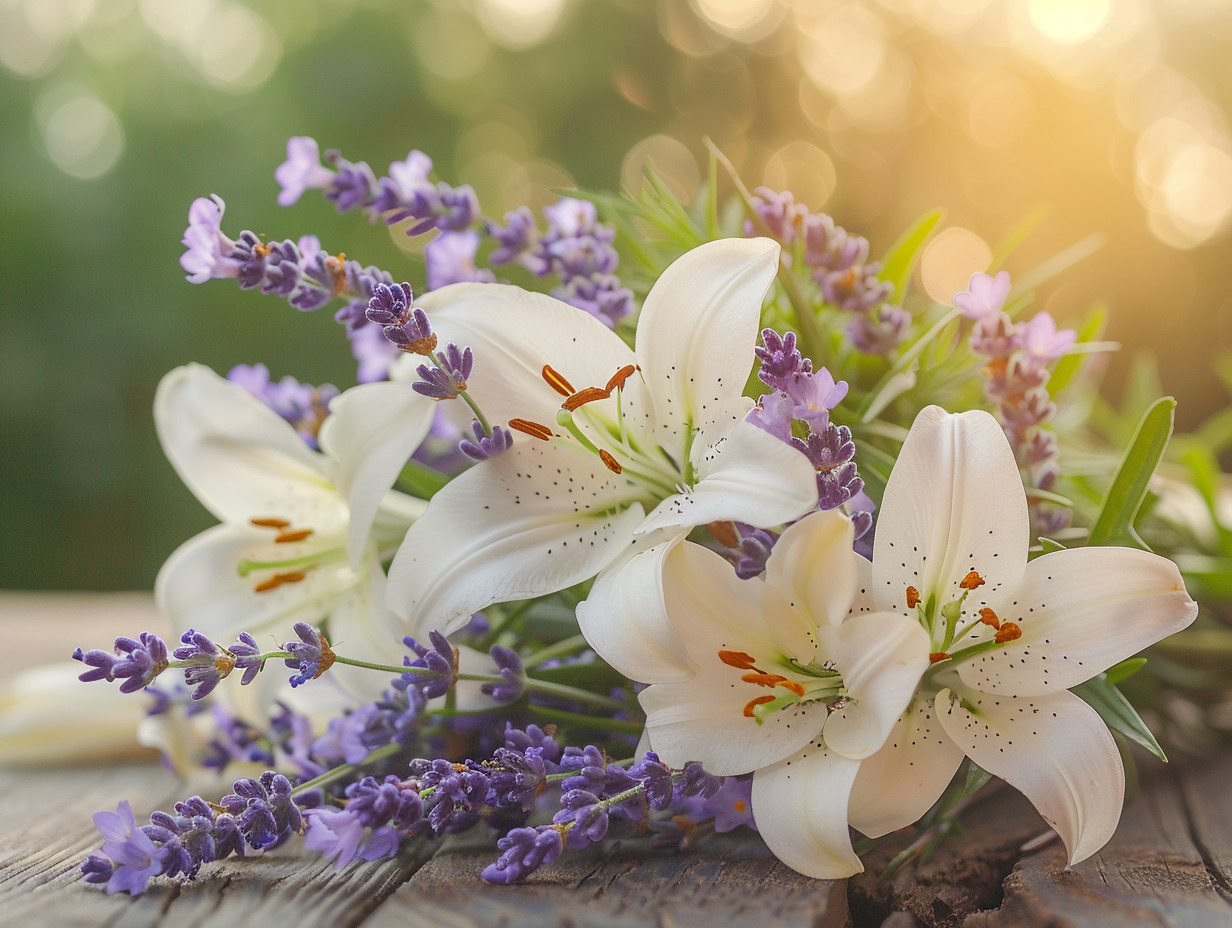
[[878, 208, 944, 303], [1088, 396, 1176, 549], [1073, 673, 1167, 762]]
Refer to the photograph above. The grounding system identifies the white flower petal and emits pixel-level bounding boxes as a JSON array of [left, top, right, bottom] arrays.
[[321, 553, 407, 702], [848, 555, 876, 617], [576, 536, 697, 684], [154, 364, 337, 526], [414, 282, 637, 429], [935, 687, 1124, 865], [386, 440, 646, 638], [847, 697, 965, 838], [765, 510, 857, 629], [638, 420, 818, 536], [957, 546, 1199, 696], [155, 524, 349, 643], [751, 742, 865, 879], [635, 237, 780, 437], [639, 658, 830, 776], [872, 407, 1028, 614], [318, 382, 436, 565], [819, 612, 931, 759]]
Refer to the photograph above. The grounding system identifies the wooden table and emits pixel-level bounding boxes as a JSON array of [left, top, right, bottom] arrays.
[[4, 594, 1232, 928]]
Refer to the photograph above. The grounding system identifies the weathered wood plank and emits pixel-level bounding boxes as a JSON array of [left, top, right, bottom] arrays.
[[967, 753, 1232, 928], [367, 829, 848, 928], [0, 764, 435, 928]]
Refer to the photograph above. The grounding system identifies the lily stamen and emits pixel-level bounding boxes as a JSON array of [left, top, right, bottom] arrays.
[[598, 449, 623, 474], [979, 607, 1001, 628], [541, 365, 575, 397], [906, 586, 921, 608], [250, 517, 289, 529], [508, 418, 554, 441], [743, 695, 776, 718], [960, 570, 986, 590], [562, 387, 610, 411], [275, 529, 314, 544], [604, 364, 637, 394], [253, 571, 308, 593], [718, 650, 758, 669]]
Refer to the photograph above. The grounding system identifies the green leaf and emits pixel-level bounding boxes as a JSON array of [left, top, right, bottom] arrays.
[[858, 308, 962, 421], [879, 208, 944, 302], [1105, 657, 1148, 686], [1073, 674, 1166, 762], [988, 204, 1050, 271], [1088, 396, 1175, 549], [1048, 303, 1107, 396], [960, 762, 993, 798], [396, 459, 450, 499], [1037, 537, 1066, 554]]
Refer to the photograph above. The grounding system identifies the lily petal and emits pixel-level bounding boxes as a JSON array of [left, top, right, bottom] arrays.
[[846, 697, 966, 838], [154, 364, 338, 527], [872, 407, 1029, 615], [386, 439, 646, 638], [413, 282, 637, 429], [638, 420, 819, 536], [819, 612, 931, 760], [765, 510, 857, 629], [935, 687, 1124, 865], [576, 535, 696, 684], [318, 381, 436, 565], [958, 546, 1199, 696], [635, 237, 780, 438], [750, 741, 865, 879]]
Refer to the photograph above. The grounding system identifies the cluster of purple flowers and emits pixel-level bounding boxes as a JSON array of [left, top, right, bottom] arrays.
[[737, 328, 874, 574], [226, 364, 339, 450], [954, 271, 1077, 534], [746, 188, 909, 355], [81, 773, 300, 894]]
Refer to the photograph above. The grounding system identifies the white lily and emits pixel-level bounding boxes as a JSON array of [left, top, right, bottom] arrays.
[[637, 509, 931, 878], [843, 406, 1198, 866], [153, 364, 436, 712], [386, 238, 819, 678]]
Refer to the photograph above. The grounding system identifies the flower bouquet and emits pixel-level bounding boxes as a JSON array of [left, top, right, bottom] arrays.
[[67, 136, 1211, 894]]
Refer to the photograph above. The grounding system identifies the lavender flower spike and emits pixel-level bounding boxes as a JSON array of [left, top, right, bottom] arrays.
[[459, 420, 513, 461], [275, 136, 337, 207], [172, 628, 236, 700], [953, 270, 1011, 320], [73, 632, 169, 693], [482, 826, 564, 884], [283, 622, 335, 687], [414, 344, 473, 400], [90, 801, 169, 895]]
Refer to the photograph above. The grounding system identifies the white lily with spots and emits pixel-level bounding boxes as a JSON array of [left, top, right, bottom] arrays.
[[840, 406, 1198, 867], [635, 509, 932, 878], [153, 364, 436, 710], [386, 238, 819, 676]]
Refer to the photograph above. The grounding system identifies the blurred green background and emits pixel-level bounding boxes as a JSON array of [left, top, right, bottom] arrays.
[[3, 0, 1232, 590]]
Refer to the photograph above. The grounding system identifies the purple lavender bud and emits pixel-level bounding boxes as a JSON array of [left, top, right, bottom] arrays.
[[103, 633, 169, 693], [745, 187, 805, 243], [482, 825, 564, 884], [414, 343, 473, 400], [325, 157, 377, 213], [817, 262, 893, 314], [229, 632, 263, 686], [373, 150, 435, 217], [275, 136, 337, 207], [628, 756, 673, 811], [402, 633, 457, 699], [435, 184, 480, 231], [953, 270, 1011, 320], [220, 771, 301, 850], [794, 424, 856, 472], [180, 195, 240, 283], [554, 791, 608, 848], [459, 420, 513, 461], [504, 723, 563, 767], [756, 329, 812, 390], [482, 645, 525, 703], [488, 747, 548, 812], [226, 364, 337, 450], [847, 304, 911, 355], [486, 206, 540, 268], [80, 853, 114, 884], [551, 275, 634, 327], [969, 312, 1018, 357], [283, 622, 331, 688], [365, 282, 414, 325], [344, 775, 424, 830], [678, 762, 722, 800], [173, 629, 234, 701]]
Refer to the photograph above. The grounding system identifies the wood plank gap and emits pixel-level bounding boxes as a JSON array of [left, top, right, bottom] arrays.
[[1177, 764, 1232, 904]]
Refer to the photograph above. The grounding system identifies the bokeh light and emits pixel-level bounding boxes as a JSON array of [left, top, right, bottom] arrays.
[[920, 227, 993, 305]]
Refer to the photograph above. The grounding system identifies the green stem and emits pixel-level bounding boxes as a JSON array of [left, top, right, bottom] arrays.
[[290, 743, 401, 796], [524, 678, 632, 712], [480, 601, 533, 649], [523, 635, 590, 668], [530, 705, 645, 736]]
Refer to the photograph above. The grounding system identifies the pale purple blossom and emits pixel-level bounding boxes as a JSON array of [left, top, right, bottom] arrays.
[[953, 270, 1011, 320], [275, 136, 337, 207], [180, 195, 240, 283], [425, 230, 496, 290]]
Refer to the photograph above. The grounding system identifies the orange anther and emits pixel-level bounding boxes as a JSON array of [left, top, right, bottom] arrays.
[[708, 520, 739, 548], [994, 622, 1022, 644], [562, 387, 610, 411], [718, 650, 757, 669], [541, 365, 575, 397], [742, 695, 776, 718], [960, 571, 986, 591], [253, 241, 273, 258], [408, 334, 438, 356], [741, 672, 788, 688], [605, 364, 637, 394], [598, 449, 623, 474], [314, 630, 336, 678], [929, 651, 950, 664], [253, 571, 307, 593], [250, 517, 290, 529], [978, 608, 1001, 629], [214, 653, 237, 678], [329, 253, 347, 297], [275, 529, 314, 544], [508, 418, 554, 441], [906, 586, 921, 608]]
